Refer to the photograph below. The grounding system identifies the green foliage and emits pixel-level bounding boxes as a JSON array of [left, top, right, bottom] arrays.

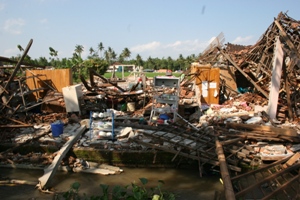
[[8, 41, 198, 83], [59, 178, 176, 200], [62, 182, 81, 200]]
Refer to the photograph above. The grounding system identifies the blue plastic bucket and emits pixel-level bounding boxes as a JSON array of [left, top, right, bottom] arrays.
[[51, 123, 64, 137], [159, 114, 170, 120]]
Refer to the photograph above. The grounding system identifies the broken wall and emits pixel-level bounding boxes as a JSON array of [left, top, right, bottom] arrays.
[[25, 69, 73, 100]]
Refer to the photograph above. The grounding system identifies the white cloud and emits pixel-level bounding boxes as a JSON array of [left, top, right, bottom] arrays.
[[130, 41, 161, 52], [232, 36, 253, 45], [130, 39, 212, 59], [4, 18, 26, 35], [165, 39, 208, 52]]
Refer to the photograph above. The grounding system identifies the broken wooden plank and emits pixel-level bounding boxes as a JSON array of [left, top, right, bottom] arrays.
[[226, 122, 298, 137], [0, 179, 38, 186], [0, 124, 33, 128], [283, 152, 300, 168], [89, 69, 125, 92], [2, 39, 33, 95], [130, 137, 241, 172], [218, 48, 269, 98], [215, 139, 236, 200], [38, 125, 86, 189], [73, 167, 116, 175]]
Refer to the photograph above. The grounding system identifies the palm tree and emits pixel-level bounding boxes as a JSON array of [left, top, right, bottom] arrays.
[[17, 45, 24, 52], [121, 47, 131, 62], [135, 54, 143, 67], [177, 54, 185, 71], [49, 47, 58, 57], [104, 47, 117, 65], [75, 44, 84, 58], [97, 42, 104, 58], [104, 50, 110, 63], [111, 51, 117, 65], [89, 47, 95, 56]]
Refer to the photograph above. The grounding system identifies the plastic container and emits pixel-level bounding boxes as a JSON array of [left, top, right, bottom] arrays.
[[159, 114, 170, 120], [127, 102, 135, 112], [51, 122, 64, 137]]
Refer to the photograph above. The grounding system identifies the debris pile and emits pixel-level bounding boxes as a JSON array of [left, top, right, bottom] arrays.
[[1, 11, 300, 199]]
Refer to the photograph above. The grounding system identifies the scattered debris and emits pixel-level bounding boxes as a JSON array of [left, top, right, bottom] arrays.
[[1, 11, 300, 199]]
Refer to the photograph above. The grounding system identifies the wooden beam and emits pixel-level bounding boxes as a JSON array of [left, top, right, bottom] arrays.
[[283, 59, 294, 120], [218, 48, 269, 98], [38, 125, 86, 189], [226, 122, 298, 137], [215, 139, 236, 200], [0, 124, 33, 128], [274, 19, 300, 58], [89, 69, 125, 92], [2, 39, 33, 94]]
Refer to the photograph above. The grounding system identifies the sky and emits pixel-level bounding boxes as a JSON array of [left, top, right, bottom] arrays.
[[1, 0, 300, 61]]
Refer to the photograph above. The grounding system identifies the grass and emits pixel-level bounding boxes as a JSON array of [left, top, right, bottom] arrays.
[[104, 72, 182, 79]]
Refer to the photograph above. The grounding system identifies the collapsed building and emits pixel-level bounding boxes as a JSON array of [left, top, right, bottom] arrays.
[[0, 11, 300, 200]]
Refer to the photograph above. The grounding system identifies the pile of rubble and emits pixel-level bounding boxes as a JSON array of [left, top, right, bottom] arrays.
[[1, 11, 300, 199]]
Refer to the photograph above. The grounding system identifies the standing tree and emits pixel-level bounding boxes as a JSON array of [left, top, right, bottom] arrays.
[[167, 56, 173, 71], [97, 42, 104, 59], [72, 45, 85, 82], [135, 54, 143, 67], [49, 47, 58, 67], [121, 47, 131, 62], [75, 44, 84, 58], [17, 45, 24, 52], [49, 47, 58, 57], [89, 47, 95, 56], [177, 54, 185, 71], [104, 47, 117, 65]]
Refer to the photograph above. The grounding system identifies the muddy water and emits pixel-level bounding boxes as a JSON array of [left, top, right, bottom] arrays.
[[0, 167, 224, 199]]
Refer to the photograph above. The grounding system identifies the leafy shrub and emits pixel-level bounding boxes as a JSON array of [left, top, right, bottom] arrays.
[[58, 178, 176, 200]]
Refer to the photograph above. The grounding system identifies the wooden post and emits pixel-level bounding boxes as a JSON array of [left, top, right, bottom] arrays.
[[215, 139, 236, 200], [2, 39, 33, 93], [283, 60, 294, 120]]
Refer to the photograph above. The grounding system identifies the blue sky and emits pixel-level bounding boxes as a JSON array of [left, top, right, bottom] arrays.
[[0, 0, 300, 60]]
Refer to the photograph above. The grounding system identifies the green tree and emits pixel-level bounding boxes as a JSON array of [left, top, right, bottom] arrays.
[[167, 56, 174, 71], [97, 42, 104, 58], [104, 47, 117, 65], [135, 54, 143, 67], [17, 44, 24, 52], [121, 47, 131, 62], [36, 56, 49, 66], [89, 47, 95, 56], [177, 54, 185, 71], [74, 44, 84, 58], [49, 47, 58, 57]]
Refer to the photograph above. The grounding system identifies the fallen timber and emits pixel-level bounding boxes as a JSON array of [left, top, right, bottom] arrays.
[[231, 155, 300, 200], [38, 125, 86, 190], [114, 122, 241, 173], [0, 12, 300, 200]]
